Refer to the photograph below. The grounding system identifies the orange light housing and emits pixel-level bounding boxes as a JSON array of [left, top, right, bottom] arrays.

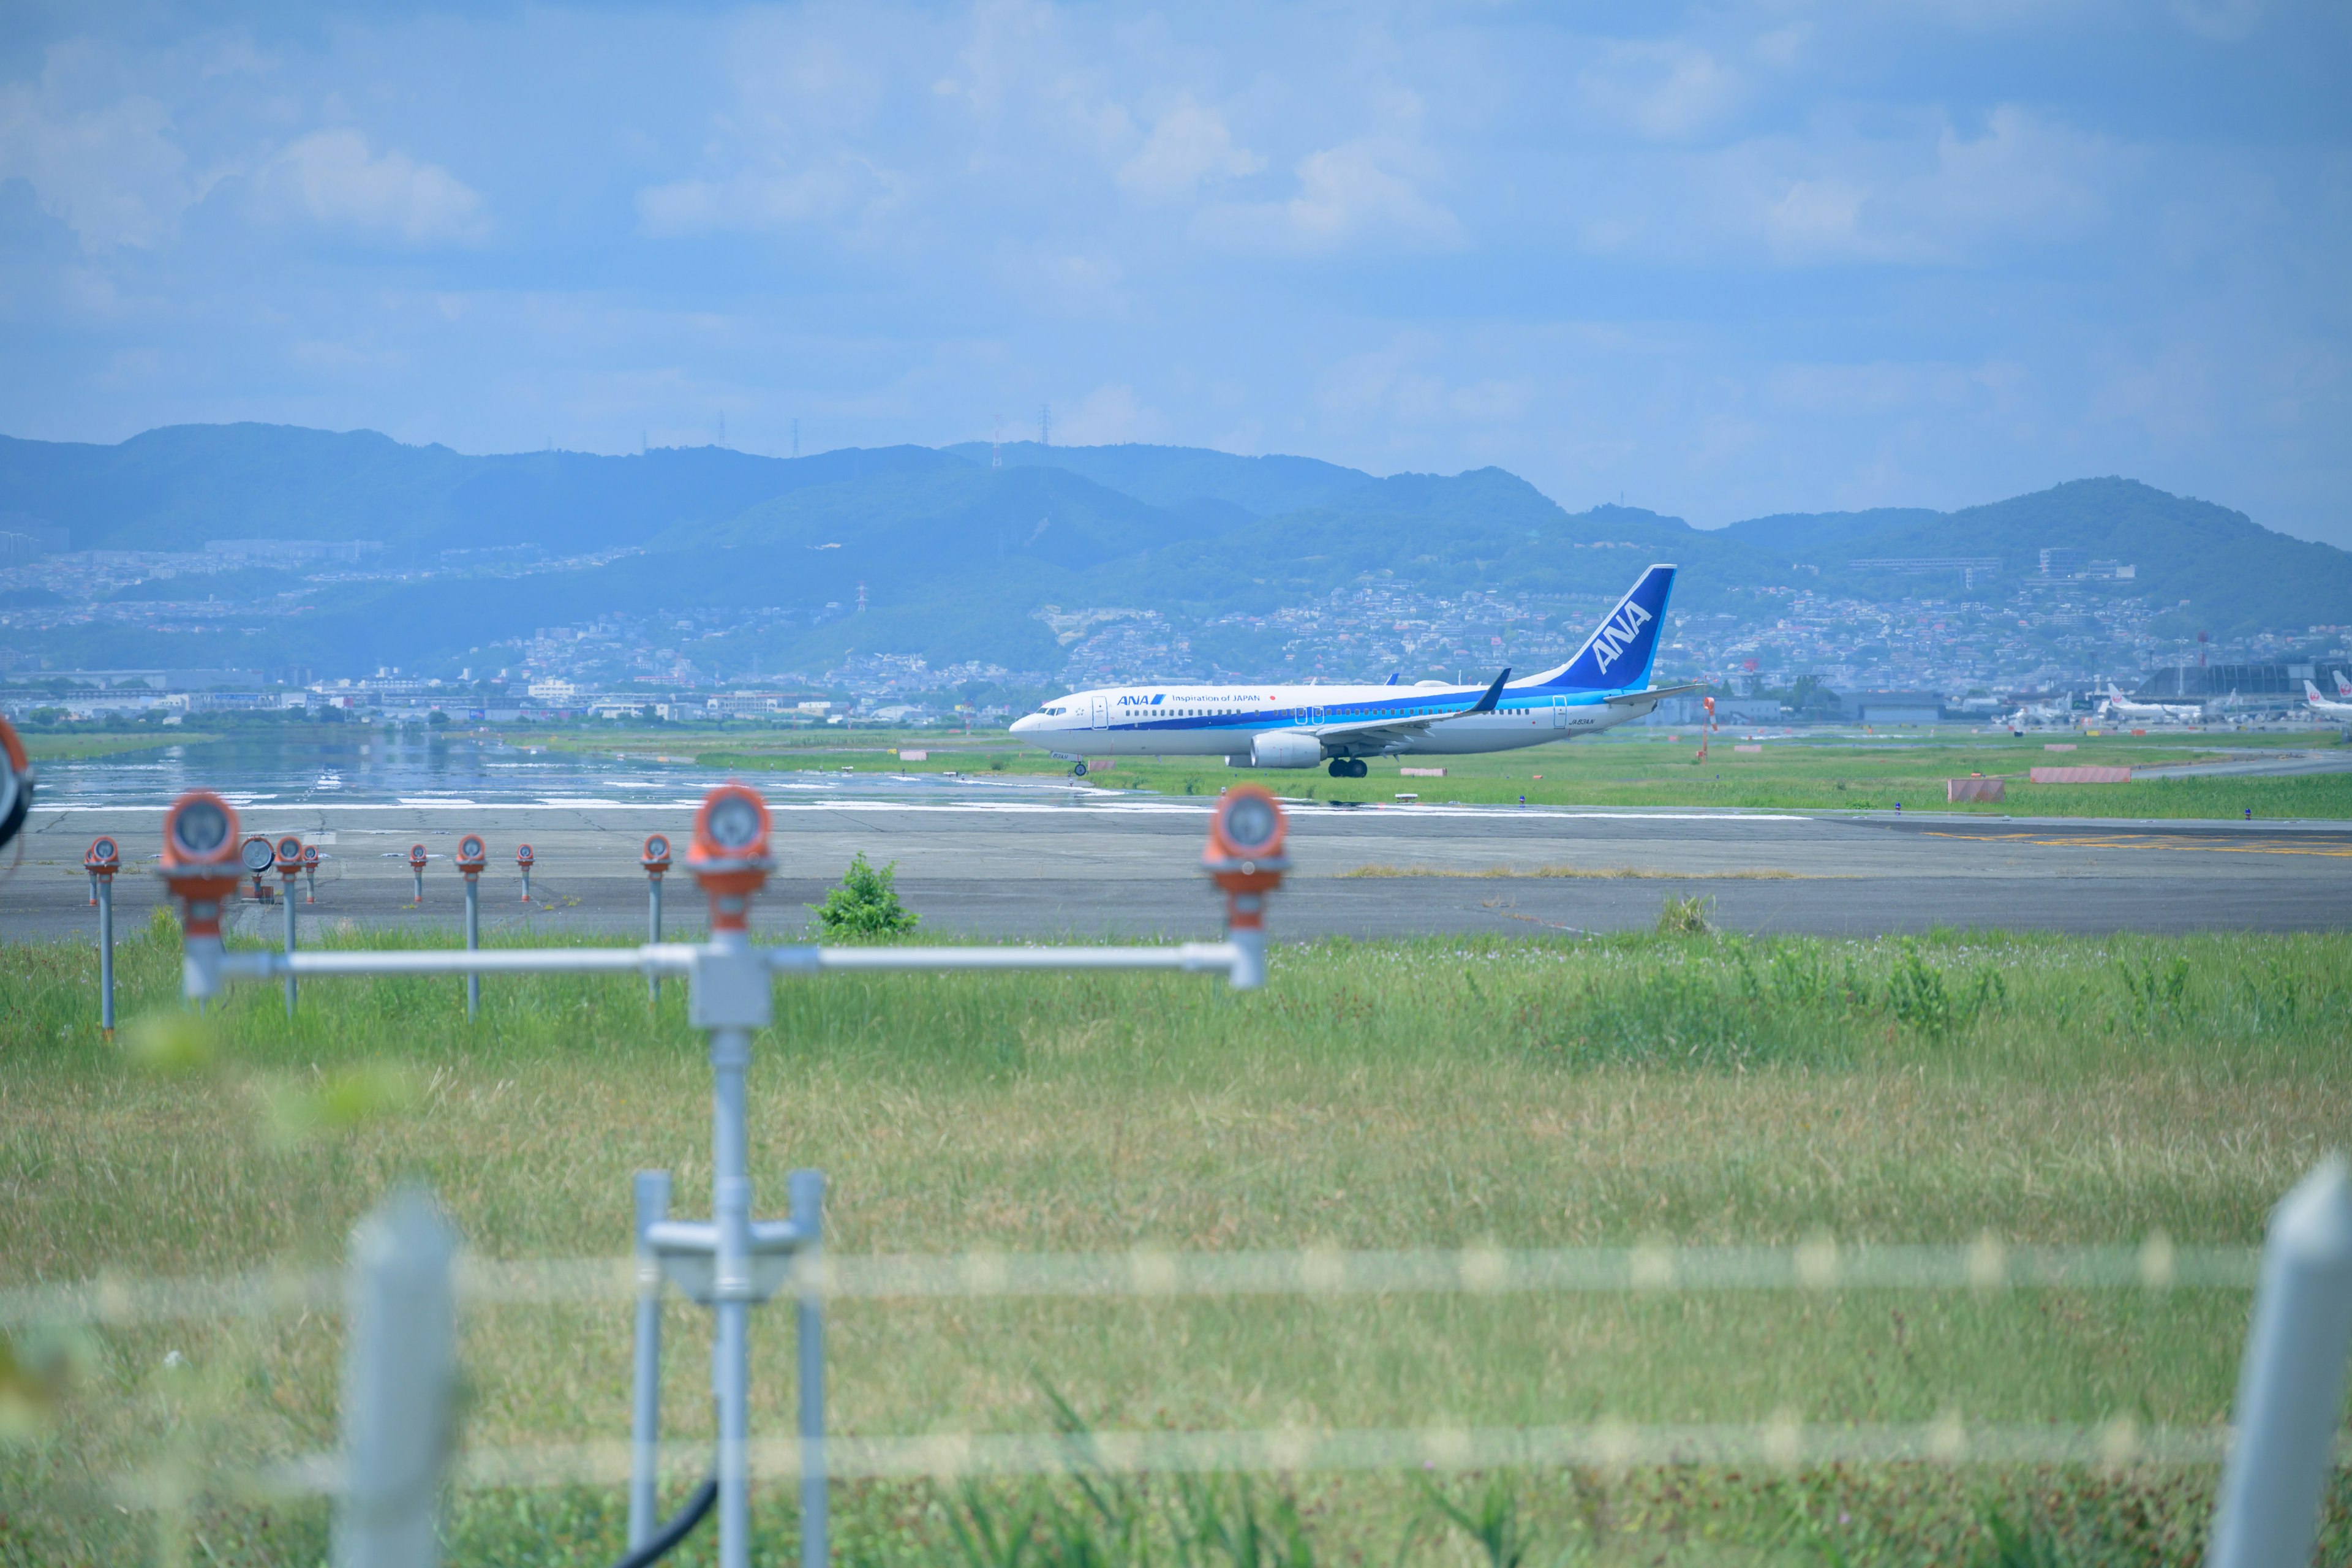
[[275, 834, 304, 874], [85, 836, 121, 874], [642, 833, 673, 875], [409, 843, 428, 870], [687, 784, 772, 932], [1202, 785, 1288, 927], [455, 834, 488, 875], [159, 791, 244, 936], [515, 842, 535, 867]]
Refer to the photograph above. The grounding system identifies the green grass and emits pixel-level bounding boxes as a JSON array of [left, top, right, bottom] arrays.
[[5, 917, 2350, 1563], [595, 725, 2352, 820], [18, 730, 224, 761]]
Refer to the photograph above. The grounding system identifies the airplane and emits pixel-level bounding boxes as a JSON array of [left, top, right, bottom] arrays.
[[2302, 679, 2352, 721], [1997, 698, 2075, 729], [2334, 669, 2352, 699], [2098, 683, 2212, 725], [1009, 564, 1699, 777]]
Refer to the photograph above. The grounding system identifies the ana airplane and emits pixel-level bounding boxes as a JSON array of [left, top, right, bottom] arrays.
[[1010, 564, 1697, 777], [2098, 682, 2214, 725], [2302, 679, 2352, 721]]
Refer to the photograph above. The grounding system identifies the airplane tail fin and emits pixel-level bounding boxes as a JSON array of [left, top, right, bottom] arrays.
[[2308, 679, 2328, 703], [2335, 669, 2352, 698], [1521, 565, 1676, 692]]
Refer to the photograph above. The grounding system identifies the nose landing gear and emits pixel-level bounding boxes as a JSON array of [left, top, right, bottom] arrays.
[[1325, 758, 1368, 779], [1071, 760, 1089, 777]]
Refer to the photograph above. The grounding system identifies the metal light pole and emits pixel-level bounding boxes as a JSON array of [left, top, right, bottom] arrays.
[[276, 835, 304, 1017], [85, 838, 120, 1039], [162, 782, 1289, 1568], [455, 834, 486, 1020], [642, 834, 672, 1005]]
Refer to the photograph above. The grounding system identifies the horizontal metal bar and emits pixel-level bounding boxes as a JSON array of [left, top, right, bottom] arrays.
[[211, 941, 1238, 984], [220, 944, 703, 979], [796, 943, 1242, 975]]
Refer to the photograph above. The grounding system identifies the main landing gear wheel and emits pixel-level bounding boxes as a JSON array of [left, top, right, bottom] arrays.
[[1326, 758, 1368, 779], [1071, 761, 1089, 777]]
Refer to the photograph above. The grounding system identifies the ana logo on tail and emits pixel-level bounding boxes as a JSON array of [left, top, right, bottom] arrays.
[[1591, 602, 1653, 674]]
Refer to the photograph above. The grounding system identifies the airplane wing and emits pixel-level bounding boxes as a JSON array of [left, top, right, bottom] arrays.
[[1309, 668, 1509, 749], [1602, 682, 1706, 706]]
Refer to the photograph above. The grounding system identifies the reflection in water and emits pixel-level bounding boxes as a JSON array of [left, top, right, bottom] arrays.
[[39, 731, 1090, 809]]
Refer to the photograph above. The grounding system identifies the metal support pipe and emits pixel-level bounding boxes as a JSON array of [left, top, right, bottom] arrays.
[[96, 876, 115, 1040], [462, 878, 480, 1022], [2207, 1157, 2352, 1568], [284, 876, 300, 1018], [778, 941, 1251, 982], [628, 1169, 672, 1550], [791, 1169, 827, 1568], [334, 1188, 458, 1568], [648, 876, 665, 1004], [709, 1019, 754, 1568]]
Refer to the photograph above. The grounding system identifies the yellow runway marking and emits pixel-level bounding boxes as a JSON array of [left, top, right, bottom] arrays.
[[1921, 831, 2352, 859]]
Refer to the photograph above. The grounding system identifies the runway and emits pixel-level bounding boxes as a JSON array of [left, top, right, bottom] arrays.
[[9, 787, 2348, 944]]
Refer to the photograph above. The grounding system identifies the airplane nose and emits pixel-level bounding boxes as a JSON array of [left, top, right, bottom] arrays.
[[1011, 713, 1038, 734]]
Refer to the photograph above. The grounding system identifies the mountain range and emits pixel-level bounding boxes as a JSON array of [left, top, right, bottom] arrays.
[[1, 424, 2345, 681]]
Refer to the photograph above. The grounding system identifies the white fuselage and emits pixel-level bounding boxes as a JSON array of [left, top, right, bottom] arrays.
[[1009, 679, 1646, 761]]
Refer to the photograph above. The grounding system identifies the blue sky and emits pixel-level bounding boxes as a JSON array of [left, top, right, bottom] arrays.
[[2, 2, 2346, 544]]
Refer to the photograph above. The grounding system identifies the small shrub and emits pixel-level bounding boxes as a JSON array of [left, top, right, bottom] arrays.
[[813, 852, 920, 938], [1657, 894, 1713, 936]]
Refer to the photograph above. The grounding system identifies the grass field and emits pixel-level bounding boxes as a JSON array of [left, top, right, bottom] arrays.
[[670, 727, 2352, 820], [5, 913, 2349, 1564]]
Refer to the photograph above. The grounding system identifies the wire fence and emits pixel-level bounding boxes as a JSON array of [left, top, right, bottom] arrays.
[[26, 1237, 2263, 1509], [4, 1237, 2253, 1329]]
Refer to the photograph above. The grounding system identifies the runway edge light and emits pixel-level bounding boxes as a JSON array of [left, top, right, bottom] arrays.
[[688, 784, 772, 935], [160, 791, 243, 999], [1202, 784, 1289, 989], [0, 717, 31, 852]]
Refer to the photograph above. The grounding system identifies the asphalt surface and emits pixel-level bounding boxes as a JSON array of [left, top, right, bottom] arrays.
[[9, 793, 2348, 944]]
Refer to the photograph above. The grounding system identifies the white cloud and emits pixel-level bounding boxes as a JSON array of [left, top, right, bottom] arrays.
[[0, 43, 203, 251], [255, 129, 486, 244], [1200, 138, 1463, 254], [1691, 105, 2122, 265], [1054, 383, 1166, 445], [2171, 0, 2265, 41], [1115, 97, 1262, 201], [637, 156, 894, 236], [1578, 42, 1743, 143]]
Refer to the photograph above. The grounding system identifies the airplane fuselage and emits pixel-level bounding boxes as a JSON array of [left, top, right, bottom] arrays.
[[1010, 679, 1642, 761]]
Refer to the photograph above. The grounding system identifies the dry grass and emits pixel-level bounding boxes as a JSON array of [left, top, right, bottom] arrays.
[[4, 922, 2350, 1562]]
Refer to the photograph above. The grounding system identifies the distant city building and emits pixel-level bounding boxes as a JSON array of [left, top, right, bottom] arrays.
[[204, 538, 385, 565], [1837, 690, 1949, 724], [1848, 557, 2004, 575], [2136, 663, 2318, 699], [2039, 548, 2136, 581]]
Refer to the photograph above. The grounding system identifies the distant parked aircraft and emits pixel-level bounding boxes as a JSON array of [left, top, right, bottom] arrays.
[[2099, 683, 2223, 724], [2302, 680, 2352, 721], [1011, 565, 1700, 777], [2000, 699, 2075, 729], [2334, 669, 2352, 699]]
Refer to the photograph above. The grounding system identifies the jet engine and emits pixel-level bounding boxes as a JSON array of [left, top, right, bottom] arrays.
[[1246, 730, 1324, 769]]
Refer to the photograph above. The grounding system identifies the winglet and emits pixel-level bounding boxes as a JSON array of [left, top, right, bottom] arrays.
[[1385, 671, 1401, 685], [1468, 668, 1510, 714]]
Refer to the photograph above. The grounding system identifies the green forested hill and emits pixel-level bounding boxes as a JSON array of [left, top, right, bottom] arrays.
[[0, 426, 2342, 680]]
